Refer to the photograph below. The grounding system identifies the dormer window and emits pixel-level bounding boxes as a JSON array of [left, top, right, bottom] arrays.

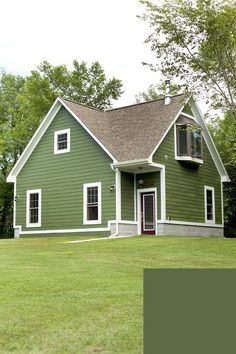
[[54, 129, 70, 154], [176, 124, 203, 164]]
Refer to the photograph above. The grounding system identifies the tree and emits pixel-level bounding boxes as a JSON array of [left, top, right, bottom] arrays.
[[135, 81, 181, 103], [0, 61, 123, 236], [139, 0, 236, 116], [209, 112, 236, 236]]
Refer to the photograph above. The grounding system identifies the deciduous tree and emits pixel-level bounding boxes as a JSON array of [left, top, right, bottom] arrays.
[[139, 0, 236, 116]]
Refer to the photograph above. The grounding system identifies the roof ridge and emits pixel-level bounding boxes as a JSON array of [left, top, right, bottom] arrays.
[[60, 97, 105, 113], [107, 93, 187, 112]]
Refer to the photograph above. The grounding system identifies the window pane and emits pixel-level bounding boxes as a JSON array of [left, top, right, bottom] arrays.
[[206, 189, 213, 221], [87, 205, 98, 221], [178, 127, 188, 156], [144, 195, 154, 230], [57, 133, 67, 150], [191, 128, 202, 158], [207, 205, 213, 220], [30, 193, 38, 208], [87, 186, 99, 221], [29, 193, 39, 223], [87, 187, 98, 204], [207, 190, 212, 204], [30, 208, 39, 223]]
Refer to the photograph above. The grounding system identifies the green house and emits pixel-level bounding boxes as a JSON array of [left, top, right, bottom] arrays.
[[7, 94, 229, 238]]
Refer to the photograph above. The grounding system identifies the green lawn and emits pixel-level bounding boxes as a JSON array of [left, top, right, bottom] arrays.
[[1, 235, 236, 353]]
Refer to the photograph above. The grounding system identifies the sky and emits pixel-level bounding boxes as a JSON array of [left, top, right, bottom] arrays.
[[0, 0, 160, 108]]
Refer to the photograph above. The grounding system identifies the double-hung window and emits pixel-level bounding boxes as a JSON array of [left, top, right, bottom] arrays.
[[204, 186, 215, 224], [26, 189, 42, 227], [54, 129, 70, 154], [83, 182, 101, 224]]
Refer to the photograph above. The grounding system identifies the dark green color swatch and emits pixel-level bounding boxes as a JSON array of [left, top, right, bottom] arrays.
[[144, 269, 236, 354]]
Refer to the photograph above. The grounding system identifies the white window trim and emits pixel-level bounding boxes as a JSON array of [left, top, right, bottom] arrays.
[[54, 128, 70, 154], [204, 186, 215, 224], [26, 189, 42, 227], [83, 182, 102, 225], [174, 124, 203, 164]]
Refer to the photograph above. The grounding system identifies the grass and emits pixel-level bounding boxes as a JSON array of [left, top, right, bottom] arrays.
[[0, 235, 236, 353]]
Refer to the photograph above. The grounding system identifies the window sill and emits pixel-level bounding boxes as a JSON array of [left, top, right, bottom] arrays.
[[83, 220, 101, 225], [176, 156, 203, 165]]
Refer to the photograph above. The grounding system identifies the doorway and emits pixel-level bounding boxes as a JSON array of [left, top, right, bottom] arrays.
[[140, 192, 156, 235]]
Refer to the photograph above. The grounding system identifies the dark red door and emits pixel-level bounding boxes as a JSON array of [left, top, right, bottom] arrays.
[[141, 192, 155, 235]]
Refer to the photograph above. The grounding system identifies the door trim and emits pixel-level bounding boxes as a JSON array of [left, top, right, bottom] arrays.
[[137, 188, 157, 235]]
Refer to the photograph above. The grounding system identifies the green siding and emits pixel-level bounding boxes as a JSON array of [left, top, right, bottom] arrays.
[[121, 172, 134, 220], [136, 172, 161, 219], [182, 103, 194, 116], [16, 107, 116, 232], [153, 127, 222, 224]]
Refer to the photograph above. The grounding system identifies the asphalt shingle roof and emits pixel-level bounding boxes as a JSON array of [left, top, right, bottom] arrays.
[[61, 94, 187, 162]]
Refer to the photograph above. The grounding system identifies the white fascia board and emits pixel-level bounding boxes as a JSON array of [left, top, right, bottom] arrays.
[[112, 159, 149, 168], [6, 98, 62, 183], [189, 97, 230, 182], [59, 98, 117, 163], [148, 95, 191, 160]]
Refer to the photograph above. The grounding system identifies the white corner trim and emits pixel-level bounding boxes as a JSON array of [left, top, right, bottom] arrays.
[[13, 181, 17, 229], [54, 128, 70, 154], [26, 189, 42, 228], [134, 173, 137, 221], [204, 186, 215, 224], [115, 168, 121, 222], [83, 182, 102, 225]]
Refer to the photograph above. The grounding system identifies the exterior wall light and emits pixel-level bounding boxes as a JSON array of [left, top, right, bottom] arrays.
[[138, 179, 144, 186], [110, 184, 116, 192], [14, 195, 19, 201]]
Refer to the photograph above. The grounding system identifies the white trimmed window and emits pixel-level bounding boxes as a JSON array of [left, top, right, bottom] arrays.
[[204, 186, 215, 224], [26, 189, 42, 227], [54, 129, 70, 154], [83, 182, 101, 224], [175, 124, 203, 163]]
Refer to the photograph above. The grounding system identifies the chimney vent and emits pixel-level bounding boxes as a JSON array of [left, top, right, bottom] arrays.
[[164, 79, 171, 105]]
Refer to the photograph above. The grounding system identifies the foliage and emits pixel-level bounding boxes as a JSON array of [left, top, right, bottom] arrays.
[[135, 81, 181, 102], [1, 236, 236, 351], [209, 112, 236, 236], [139, 0, 236, 116], [0, 61, 123, 236]]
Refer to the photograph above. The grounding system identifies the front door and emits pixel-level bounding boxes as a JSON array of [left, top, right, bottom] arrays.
[[141, 192, 155, 235]]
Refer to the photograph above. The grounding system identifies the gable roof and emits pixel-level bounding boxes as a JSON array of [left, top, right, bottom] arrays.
[[62, 93, 187, 161], [7, 93, 229, 183]]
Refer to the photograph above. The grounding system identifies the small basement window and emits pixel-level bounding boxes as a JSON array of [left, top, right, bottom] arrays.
[[54, 129, 70, 154], [176, 124, 203, 163]]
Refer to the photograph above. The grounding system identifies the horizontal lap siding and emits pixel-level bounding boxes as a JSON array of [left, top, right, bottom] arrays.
[[153, 127, 222, 224], [16, 107, 116, 231], [121, 172, 134, 221]]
